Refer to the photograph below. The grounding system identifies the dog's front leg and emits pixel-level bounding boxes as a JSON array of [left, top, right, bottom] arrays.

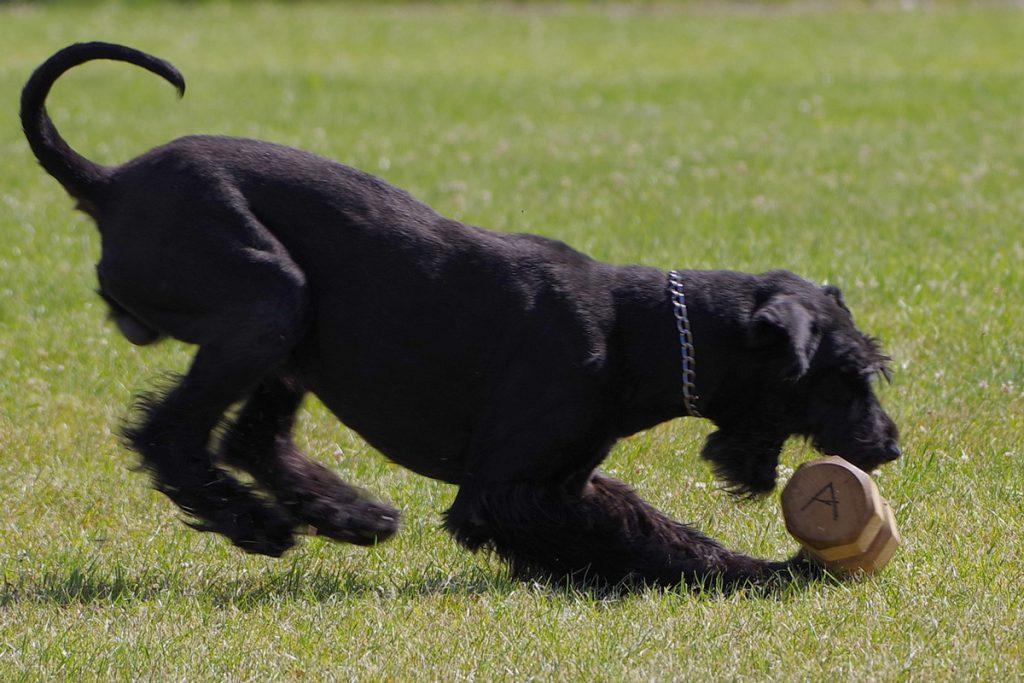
[[219, 373, 400, 546], [447, 469, 804, 590]]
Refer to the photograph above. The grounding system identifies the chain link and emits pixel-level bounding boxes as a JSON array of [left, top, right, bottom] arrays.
[[668, 270, 702, 418]]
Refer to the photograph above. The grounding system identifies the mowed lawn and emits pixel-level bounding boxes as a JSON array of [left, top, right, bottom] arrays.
[[1, 1, 1022, 679]]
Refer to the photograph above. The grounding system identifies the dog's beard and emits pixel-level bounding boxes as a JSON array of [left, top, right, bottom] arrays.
[[700, 429, 785, 498]]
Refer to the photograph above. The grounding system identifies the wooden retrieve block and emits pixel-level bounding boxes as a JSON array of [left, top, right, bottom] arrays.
[[780, 456, 900, 575]]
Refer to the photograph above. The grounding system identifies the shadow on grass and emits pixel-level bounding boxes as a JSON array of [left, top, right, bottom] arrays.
[[0, 561, 522, 608], [0, 558, 839, 607], [537, 567, 842, 604]]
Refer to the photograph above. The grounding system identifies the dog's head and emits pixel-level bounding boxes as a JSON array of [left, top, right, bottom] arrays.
[[698, 271, 899, 496]]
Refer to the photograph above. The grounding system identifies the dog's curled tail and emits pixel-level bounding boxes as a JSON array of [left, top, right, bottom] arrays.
[[20, 42, 185, 202]]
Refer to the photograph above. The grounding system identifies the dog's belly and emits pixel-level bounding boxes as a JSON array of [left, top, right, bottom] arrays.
[[302, 322, 488, 484]]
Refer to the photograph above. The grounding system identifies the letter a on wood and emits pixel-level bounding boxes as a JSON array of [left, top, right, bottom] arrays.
[[801, 482, 839, 521]]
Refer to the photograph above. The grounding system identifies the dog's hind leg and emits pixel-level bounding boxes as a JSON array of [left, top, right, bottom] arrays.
[[219, 373, 400, 546], [108, 206, 313, 556], [126, 345, 301, 556]]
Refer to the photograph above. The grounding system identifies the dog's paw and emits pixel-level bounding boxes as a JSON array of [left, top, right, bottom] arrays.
[[235, 512, 298, 557], [297, 498, 400, 546], [188, 499, 298, 558], [783, 549, 827, 580]]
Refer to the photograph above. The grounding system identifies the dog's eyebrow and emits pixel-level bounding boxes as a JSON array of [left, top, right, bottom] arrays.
[[859, 335, 893, 383], [876, 364, 894, 384]]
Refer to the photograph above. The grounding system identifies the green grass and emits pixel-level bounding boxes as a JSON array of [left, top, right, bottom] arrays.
[[1, 1, 1022, 679]]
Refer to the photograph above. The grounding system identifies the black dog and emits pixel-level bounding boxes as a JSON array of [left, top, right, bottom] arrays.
[[22, 43, 900, 588]]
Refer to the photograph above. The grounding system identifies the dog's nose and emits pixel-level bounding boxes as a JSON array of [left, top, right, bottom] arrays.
[[882, 440, 901, 462]]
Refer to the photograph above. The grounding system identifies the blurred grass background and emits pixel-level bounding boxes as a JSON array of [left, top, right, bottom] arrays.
[[1, 2, 1022, 679]]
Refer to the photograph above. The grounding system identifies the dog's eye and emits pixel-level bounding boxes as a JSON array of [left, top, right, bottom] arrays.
[[814, 374, 852, 404], [846, 372, 873, 394]]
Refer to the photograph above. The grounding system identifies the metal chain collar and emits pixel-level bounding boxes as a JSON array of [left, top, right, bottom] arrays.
[[668, 270, 702, 418]]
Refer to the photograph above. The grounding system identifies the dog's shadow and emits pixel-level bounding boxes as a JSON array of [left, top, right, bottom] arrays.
[[0, 565, 499, 608], [0, 561, 837, 608]]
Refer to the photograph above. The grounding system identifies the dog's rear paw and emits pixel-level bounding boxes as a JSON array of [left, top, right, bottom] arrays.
[[298, 498, 401, 546], [187, 499, 298, 558]]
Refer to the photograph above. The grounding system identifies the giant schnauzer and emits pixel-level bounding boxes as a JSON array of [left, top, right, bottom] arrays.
[[21, 43, 900, 588]]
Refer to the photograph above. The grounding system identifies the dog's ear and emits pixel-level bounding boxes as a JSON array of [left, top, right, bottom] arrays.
[[749, 295, 820, 380]]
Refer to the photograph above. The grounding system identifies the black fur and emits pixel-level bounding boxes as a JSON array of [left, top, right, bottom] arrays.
[[22, 43, 900, 589]]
